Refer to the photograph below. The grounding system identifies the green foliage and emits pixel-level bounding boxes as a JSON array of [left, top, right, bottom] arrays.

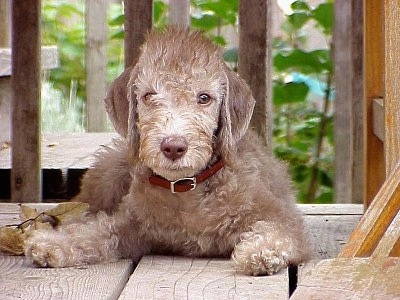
[[273, 0, 334, 203]]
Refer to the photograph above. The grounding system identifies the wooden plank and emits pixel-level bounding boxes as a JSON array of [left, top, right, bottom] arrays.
[[169, 0, 190, 26], [238, 0, 272, 152], [0, 133, 117, 169], [339, 161, 400, 258], [119, 255, 288, 300], [85, 0, 107, 132], [0, 0, 11, 47], [298, 204, 363, 216], [11, 0, 41, 203], [333, 0, 364, 204], [291, 258, 400, 299], [372, 98, 384, 141], [371, 209, 400, 258], [0, 46, 59, 77], [364, 0, 385, 206], [0, 256, 134, 300], [124, 1, 152, 68], [384, 0, 400, 175], [304, 214, 362, 259]]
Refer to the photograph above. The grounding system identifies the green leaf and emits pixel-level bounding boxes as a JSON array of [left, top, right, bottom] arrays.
[[191, 14, 219, 30], [291, 1, 310, 11], [288, 12, 310, 29], [273, 81, 309, 105], [109, 14, 124, 26], [274, 49, 332, 74], [312, 3, 333, 34]]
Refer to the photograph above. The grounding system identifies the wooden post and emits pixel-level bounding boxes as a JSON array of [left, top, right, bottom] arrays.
[[169, 0, 190, 26], [364, 0, 385, 206], [333, 0, 364, 204], [11, 0, 41, 202], [238, 0, 272, 152], [124, 0, 153, 68], [0, 0, 11, 47], [384, 0, 400, 175], [85, 0, 107, 132]]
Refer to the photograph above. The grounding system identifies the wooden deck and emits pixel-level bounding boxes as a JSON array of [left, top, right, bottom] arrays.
[[0, 133, 365, 298], [0, 203, 363, 299]]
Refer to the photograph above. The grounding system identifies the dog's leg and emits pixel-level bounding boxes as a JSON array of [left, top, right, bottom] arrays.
[[231, 220, 308, 276], [24, 207, 148, 268]]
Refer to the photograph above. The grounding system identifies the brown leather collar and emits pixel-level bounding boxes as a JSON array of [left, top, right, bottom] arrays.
[[148, 159, 224, 193]]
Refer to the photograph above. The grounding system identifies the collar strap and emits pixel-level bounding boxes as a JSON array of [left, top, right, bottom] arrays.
[[149, 159, 224, 193]]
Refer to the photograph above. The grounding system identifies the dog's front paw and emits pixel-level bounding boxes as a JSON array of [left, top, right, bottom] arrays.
[[232, 246, 288, 276], [24, 231, 74, 268]]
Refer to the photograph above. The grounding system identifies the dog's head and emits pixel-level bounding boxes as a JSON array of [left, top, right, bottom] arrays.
[[105, 27, 255, 180]]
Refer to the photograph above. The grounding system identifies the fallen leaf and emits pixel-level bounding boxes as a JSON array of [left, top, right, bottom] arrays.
[[20, 205, 39, 222], [42, 202, 89, 224], [0, 227, 24, 255]]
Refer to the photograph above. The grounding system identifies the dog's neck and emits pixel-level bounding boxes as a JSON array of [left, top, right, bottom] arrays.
[[148, 158, 224, 193]]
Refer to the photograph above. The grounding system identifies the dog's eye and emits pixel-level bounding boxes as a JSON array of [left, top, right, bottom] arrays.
[[143, 93, 155, 102], [197, 93, 212, 105]]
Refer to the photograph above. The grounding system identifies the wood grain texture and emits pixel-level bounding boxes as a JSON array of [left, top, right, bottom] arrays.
[[11, 0, 41, 203], [333, 0, 364, 204], [169, 0, 190, 26], [0, 133, 117, 169], [384, 0, 400, 174], [364, 0, 385, 206], [119, 255, 288, 300], [85, 0, 107, 132], [0, 256, 134, 300], [238, 0, 272, 152], [372, 98, 384, 141], [339, 161, 400, 258], [291, 258, 400, 299], [124, 1, 152, 68]]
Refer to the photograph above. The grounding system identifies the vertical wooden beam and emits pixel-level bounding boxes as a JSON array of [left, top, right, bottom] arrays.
[[124, 0, 153, 68], [364, 0, 384, 206], [86, 0, 107, 132], [0, 0, 11, 47], [333, 0, 364, 204], [169, 0, 190, 27], [238, 0, 272, 152], [384, 0, 400, 175], [11, 0, 41, 202]]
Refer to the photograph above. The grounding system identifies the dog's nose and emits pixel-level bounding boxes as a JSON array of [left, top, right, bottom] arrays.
[[160, 136, 188, 161]]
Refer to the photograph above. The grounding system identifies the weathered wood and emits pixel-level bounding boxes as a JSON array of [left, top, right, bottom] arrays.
[[0, 0, 11, 48], [0, 46, 58, 143], [238, 0, 272, 152], [169, 0, 190, 26], [124, 0, 152, 68], [0, 256, 134, 300], [11, 0, 41, 203], [340, 161, 400, 258], [119, 255, 289, 300], [384, 0, 400, 175], [365, 0, 385, 207], [85, 0, 107, 132], [0, 46, 59, 77], [292, 258, 400, 299], [0, 203, 363, 299], [333, 0, 364, 204], [0, 133, 117, 169]]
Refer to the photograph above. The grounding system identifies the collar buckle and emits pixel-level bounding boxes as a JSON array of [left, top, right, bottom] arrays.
[[170, 177, 197, 193]]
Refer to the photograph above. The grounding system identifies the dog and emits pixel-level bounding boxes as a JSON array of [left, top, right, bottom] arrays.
[[25, 27, 310, 276]]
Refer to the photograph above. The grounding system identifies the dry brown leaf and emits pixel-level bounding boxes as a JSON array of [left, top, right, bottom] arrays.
[[20, 205, 39, 222], [43, 202, 89, 224], [0, 227, 24, 255]]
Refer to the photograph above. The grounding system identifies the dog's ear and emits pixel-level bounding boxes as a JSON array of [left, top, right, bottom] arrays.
[[217, 65, 255, 164], [104, 65, 140, 137], [126, 66, 141, 163]]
